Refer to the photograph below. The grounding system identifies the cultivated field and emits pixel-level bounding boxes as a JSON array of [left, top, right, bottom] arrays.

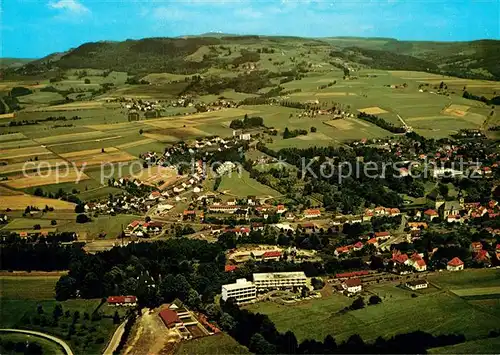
[[0, 195, 76, 210], [176, 333, 250, 355]]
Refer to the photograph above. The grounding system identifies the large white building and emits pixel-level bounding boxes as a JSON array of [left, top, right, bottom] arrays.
[[252, 272, 307, 290], [221, 278, 257, 303]]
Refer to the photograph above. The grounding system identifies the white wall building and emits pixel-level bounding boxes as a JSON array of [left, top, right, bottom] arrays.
[[221, 278, 257, 303], [252, 272, 307, 290]]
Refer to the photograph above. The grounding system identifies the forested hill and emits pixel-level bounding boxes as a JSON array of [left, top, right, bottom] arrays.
[[6, 35, 500, 80]]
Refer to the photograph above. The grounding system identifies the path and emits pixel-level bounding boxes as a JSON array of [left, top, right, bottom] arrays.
[[103, 320, 127, 355], [0, 328, 74, 355], [397, 114, 412, 132]]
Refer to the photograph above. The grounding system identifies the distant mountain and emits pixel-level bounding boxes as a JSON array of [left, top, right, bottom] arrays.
[[4, 35, 500, 80], [0, 58, 36, 69]]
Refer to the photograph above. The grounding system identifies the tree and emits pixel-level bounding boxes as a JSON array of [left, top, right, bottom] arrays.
[[33, 224, 41, 230], [113, 311, 120, 324], [76, 214, 90, 224], [37, 304, 44, 315], [73, 310, 80, 323], [145, 216, 151, 223], [55, 276, 77, 301], [84, 79, 91, 84], [53, 304, 63, 320], [283, 127, 291, 139], [219, 312, 236, 331], [350, 297, 365, 310], [51, 220, 57, 226], [369, 295, 382, 305], [249, 333, 276, 354], [75, 204, 85, 213], [310, 126, 317, 133]]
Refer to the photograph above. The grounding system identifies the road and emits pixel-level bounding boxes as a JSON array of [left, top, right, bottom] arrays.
[[103, 320, 127, 355], [0, 328, 74, 355]]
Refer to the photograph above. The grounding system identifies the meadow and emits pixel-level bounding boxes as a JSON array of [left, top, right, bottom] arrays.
[[0, 332, 65, 355], [246, 269, 500, 344], [0, 275, 126, 355], [176, 333, 250, 355]]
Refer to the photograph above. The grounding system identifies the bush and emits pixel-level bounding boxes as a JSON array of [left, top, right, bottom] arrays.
[[310, 126, 317, 133], [369, 295, 382, 305], [76, 214, 90, 224], [350, 297, 365, 310]]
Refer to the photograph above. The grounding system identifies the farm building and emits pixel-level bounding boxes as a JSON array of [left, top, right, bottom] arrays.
[[303, 209, 321, 218], [342, 278, 362, 294], [107, 296, 137, 306], [159, 309, 182, 329], [447, 257, 464, 271]]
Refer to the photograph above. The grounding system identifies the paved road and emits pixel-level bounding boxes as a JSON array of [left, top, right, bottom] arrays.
[[0, 328, 73, 355], [103, 320, 127, 355]]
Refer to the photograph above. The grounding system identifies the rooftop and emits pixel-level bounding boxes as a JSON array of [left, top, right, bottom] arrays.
[[253, 271, 307, 282], [222, 278, 255, 291]]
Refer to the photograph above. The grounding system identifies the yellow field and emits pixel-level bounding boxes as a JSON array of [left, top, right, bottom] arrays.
[[0, 195, 76, 210], [407, 116, 446, 123], [324, 119, 355, 130], [85, 122, 144, 131], [116, 138, 157, 149], [142, 133, 178, 142], [0, 158, 68, 175], [33, 101, 104, 111], [443, 104, 471, 117], [62, 149, 137, 167], [36, 131, 110, 144], [129, 166, 179, 186], [0, 133, 27, 142], [297, 132, 331, 141], [315, 92, 357, 97], [0, 185, 23, 196], [0, 113, 15, 119], [358, 107, 389, 115], [1, 170, 91, 188], [0, 146, 52, 160]]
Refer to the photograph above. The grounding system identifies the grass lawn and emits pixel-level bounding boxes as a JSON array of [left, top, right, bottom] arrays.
[[176, 333, 250, 355], [428, 336, 500, 354], [0, 276, 59, 300], [58, 214, 141, 240], [0, 332, 65, 355], [428, 268, 500, 290], [215, 169, 280, 198], [247, 284, 500, 343]]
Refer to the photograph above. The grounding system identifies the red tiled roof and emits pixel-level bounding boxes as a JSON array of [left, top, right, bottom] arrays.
[[129, 220, 141, 228], [183, 210, 196, 215], [367, 237, 378, 244], [159, 309, 181, 328], [416, 259, 426, 267], [336, 270, 369, 278], [354, 242, 364, 248], [447, 257, 464, 267], [375, 231, 390, 238], [474, 250, 490, 261], [393, 253, 409, 264], [107, 296, 137, 304], [225, 265, 237, 272], [344, 278, 361, 287], [424, 209, 438, 216], [263, 251, 282, 258], [304, 209, 321, 215]]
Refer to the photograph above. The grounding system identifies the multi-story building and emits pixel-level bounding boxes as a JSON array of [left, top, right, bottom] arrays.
[[252, 272, 307, 290], [221, 279, 257, 303]]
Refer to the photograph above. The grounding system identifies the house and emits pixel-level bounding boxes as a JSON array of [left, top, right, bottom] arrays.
[[107, 296, 137, 306], [303, 209, 321, 218], [447, 214, 461, 223], [148, 191, 161, 200], [496, 244, 500, 261], [225, 265, 238, 272], [474, 250, 491, 264], [335, 245, 353, 257], [227, 198, 237, 206], [392, 250, 409, 265], [374, 231, 390, 240], [409, 253, 427, 272], [342, 278, 362, 294], [247, 195, 256, 206], [276, 205, 287, 214], [447, 257, 464, 271], [424, 209, 439, 221], [471, 242, 483, 253], [159, 309, 182, 328], [366, 238, 379, 248], [407, 222, 428, 230], [353, 241, 364, 251], [405, 280, 428, 290], [183, 210, 196, 221], [440, 201, 461, 218], [262, 251, 282, 261]]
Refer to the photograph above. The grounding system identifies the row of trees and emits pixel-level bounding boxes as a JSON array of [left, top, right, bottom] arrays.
[[357, 112, 406, 133]]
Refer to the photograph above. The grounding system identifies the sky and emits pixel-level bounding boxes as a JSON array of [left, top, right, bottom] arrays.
[[2, 0, 499, 58]]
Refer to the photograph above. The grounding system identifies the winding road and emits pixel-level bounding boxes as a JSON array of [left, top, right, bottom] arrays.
[[0, 329, 73, 355]]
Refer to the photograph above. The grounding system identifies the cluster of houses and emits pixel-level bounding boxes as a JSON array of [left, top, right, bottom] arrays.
[[125, 219, 164, 237], [417, 198, 500, 225]]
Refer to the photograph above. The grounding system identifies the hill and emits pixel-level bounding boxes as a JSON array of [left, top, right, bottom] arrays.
[[0, 58, 36, 69], [3, 36, 500, 80]]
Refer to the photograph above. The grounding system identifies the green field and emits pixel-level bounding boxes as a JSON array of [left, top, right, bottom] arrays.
[[246, 270, 500, 344], [0, 332, 65, 355], [214, 169, 281, 198], [0, 275, 124, 355], [0, 276, 59, 300], [429, 336, 500, 354], [176, 333, 250, 355]]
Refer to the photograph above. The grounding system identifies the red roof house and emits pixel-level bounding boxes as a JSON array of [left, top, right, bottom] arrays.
[[447, 257, 464, 271], [159, 309, 182, 328], [225, 265, 238, 272], [107, 296, 137, 305], [262, 251, 282, 259]]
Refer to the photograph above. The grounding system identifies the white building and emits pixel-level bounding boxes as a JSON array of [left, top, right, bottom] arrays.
[[252, 272, 307, 290], [342, 278, 362, 294], [221, 279, 257, 303], [405, 280, 428, 290]]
